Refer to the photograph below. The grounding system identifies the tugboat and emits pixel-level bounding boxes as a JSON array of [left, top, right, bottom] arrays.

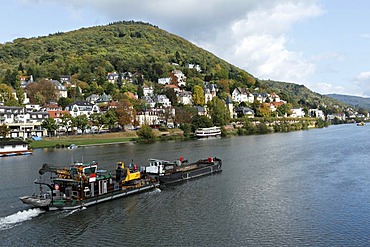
[[20, 160, 159, 210], [145, 157, 222, 184]]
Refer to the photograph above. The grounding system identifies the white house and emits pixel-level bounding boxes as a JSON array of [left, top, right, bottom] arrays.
[[291, 108, 305, 118], [204, 83, 217, 104], [143, 85, 154, 97], [308, 109, 325, 120], [153, 95, 171, 107], [49, 80, 67, 99], [65, 101, 100, 117], [158, 77, 171, 85], [232, 87, 254, 103], [177, 91, 193, 105], [171, 70, 186, 87]]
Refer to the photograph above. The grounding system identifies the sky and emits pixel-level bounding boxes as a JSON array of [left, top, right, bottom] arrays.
[[1, 0, 370, 97]]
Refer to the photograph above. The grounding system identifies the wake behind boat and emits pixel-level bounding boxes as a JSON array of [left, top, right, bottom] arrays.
[[145, 157, 222, 184], [20, 160, 159, 210]]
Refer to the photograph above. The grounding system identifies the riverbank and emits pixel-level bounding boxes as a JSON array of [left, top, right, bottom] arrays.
[[29, 129, 184, 149]]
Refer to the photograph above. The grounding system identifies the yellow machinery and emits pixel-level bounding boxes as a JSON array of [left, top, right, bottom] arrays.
[[116, 162, 141, 183]]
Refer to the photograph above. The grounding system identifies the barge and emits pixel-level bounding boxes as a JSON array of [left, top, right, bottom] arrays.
[[145, 157, 222, 184], [20, 160, 159, 210]]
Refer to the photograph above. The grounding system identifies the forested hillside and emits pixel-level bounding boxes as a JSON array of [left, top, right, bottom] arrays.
[[0, 21, 256, 91], [327, 94, 370, 111], [0, 20, 349, 114], [260, 80, 349, 114]]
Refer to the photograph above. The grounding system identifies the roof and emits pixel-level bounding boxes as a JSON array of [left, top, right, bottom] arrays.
[[0, 138, 29, 146]]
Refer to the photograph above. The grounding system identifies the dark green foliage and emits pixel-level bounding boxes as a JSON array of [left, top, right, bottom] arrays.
[[137, 125, 155, 142], [0, 21, 252, 95], [191, 115, 213, 132]]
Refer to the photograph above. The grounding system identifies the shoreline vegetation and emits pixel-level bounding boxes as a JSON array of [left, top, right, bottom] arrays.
[[29, 118, 329, 149]]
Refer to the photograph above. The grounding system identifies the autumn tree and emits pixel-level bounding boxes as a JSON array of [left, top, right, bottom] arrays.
[[192, 85, 205, 106], [26, 79, 57, 104], [0, 83, 15, 104], [115, 99, 135, 131], [257, 103, 271, 118]]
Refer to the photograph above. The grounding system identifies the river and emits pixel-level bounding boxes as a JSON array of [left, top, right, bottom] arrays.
[[1, 124, 370, 246]]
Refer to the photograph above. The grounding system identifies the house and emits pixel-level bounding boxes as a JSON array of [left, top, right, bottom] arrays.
[[177, 91, 193, 105], [65, 101, 100, 117], [171, 70, 186, 87], [290, 108, 305, 118], [194, 106, 207, 116], [204, 83, 217, 104], [136, 109, 160, 126], [107, 72, 120, 83], [153, 95, 171, 107], [308, 109, 325, 120], [235, 106, 255, 118], [27, 111, 49, 124], [186, 63, 202, 72], [164, 84, 181, 93], [20, 75, 34, 88], [50, 80, 68, 99], [0, 106, 24, 124], [142, 96, 156, 109], [0, 106, 46, 138], [60, 75, 71, 84], [253, 93, 263, 103], [232, 87, 254, 103], [226, 96, 234, 119], [143, 85, 154, 97], [86, 94, 100, 104], [158, 77, 171, 85], [42, 102, 62, 111]]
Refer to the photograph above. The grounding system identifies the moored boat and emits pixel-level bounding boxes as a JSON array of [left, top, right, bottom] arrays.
[[194, 126, 221, 138], [0, 139, 32, 157], [145, 157, 222, 184], [20, 160, 159, 210]]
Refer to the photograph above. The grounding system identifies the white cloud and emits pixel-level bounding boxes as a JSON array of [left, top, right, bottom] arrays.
[[21, 0, 325, 85]]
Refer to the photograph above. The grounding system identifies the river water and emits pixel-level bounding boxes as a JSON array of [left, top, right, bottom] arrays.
[[1, 124, 370, 246]]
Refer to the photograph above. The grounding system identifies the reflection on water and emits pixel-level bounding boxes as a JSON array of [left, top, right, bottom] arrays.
[[2, 124, 370, 246]]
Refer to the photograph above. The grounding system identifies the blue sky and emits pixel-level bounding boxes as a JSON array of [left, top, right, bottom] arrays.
[[1, 0, 370, 97]]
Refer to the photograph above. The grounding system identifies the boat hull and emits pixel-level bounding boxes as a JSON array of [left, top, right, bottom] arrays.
[[152, 161, 222, 184], [20, 182, 159, 210]]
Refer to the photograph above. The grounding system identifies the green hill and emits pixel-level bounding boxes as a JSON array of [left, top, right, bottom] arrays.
[[0, 20, 350, 113], [327, 94, 370, 111], [0, 21, 255, 88], [260, 80, 348, 114]]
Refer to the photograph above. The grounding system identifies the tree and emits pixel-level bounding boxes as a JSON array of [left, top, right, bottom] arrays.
[[137, 125, 155, 142], [0, 124, 10, 138], [192, 85, 205, 106], [60, 113, 73, 135], [115, 99, 135, 131], [58, 97, 73, 110], [175, 105, 197, 125], [191, 115, 213, 132], [0, 83, 15, 104], [257, 103, 271, 118], [41, 118, 57, 136], [207, 96, 230, 127], [104, 109, 118, 130], [75, 115, 88, 134], [26, 79, 57, 104], [90, 113, 106, 133]]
